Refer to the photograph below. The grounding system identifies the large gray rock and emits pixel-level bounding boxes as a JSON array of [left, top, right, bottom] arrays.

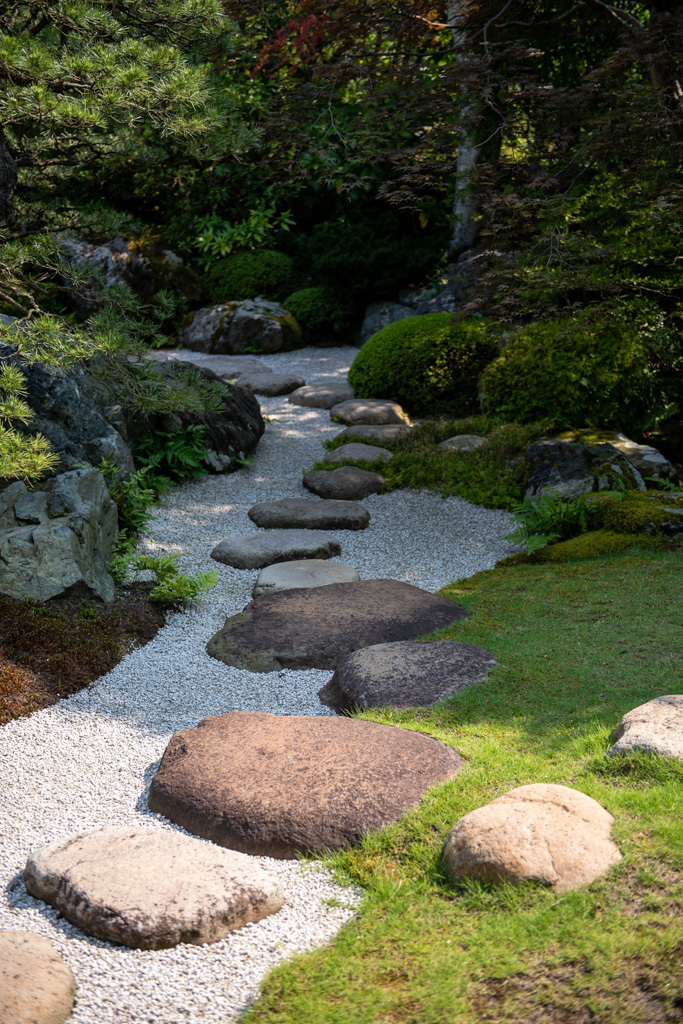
[[248, 498, 370, 531], [178, 299, 302, 355], [323, 442, 393, 465], [211, 529, 342, 570], [607, 695, 683, 761], [25, 827, 283, 950], [360, 301, 418, 345], [0, 931, 76, 1024], [439, 434, 486, 453], [253, 559, 360, 598], [302, 466, 386, 500], [288, 383, 354, 409], [525, 440, 646, 500], [235, 372, 305, 396], [602, 433, 679, 484], [335, 424, 412, 442], [319, 640, 497, 711], [0, 469, 118, 602], [330, 399, 411, 426]]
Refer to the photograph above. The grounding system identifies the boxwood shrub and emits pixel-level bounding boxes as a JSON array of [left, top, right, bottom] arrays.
[[283, 286, 351, 343], [202, 250, 293, 303]]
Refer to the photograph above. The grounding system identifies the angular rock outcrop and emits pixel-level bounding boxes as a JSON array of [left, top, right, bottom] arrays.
[[525, 440, 646, 500], [178, 299, 302, 355]]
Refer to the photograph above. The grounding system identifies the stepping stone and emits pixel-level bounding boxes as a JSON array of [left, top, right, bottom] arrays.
[[0, 931, 76, 1024], [206, 579, 467, 672], [324, 442, 393, 465], [288, 383, 354, 408], [439, 434, 486, 453], [303, 466, 386, 500], [330, 398, 411, 426], [148, 712, 462, 857], [253, 559, 360, 598], [211, 529, 342, 570], [148, 351, 272, 378], [442, 784, 622, 892], [607, 695, 683, 761], [24, 827, 283, 950], [236, 372, 305, 396], [336, 424, 412, 442], [318, 640, 497, 711], [248, 498, 370, 531]]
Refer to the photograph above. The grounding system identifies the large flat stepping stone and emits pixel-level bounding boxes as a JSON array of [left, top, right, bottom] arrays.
[[148, 351, 272, 378], [148, 712, 462, 857], [253, 559, 359, 598], [331, 398, 411, 426], [206, 579, 467, 671], [336, 424, 412, 442], [236, 372, 305, 396], [288, 383, 354, 408], [0, 931, 76, 1024], [303, 466, 386, 500], [442, 784, 622, 892], [319, 640, 497, 711], [211, 530, 341, 569], [607, 695, 683, 761], [324, 442, 393, 465], [249, 498, 370, 531], [25, 827, 283, 950]]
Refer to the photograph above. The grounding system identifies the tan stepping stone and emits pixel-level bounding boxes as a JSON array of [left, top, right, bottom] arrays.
[[302, 466, 386, 500], [607, 695, 683, 761], [248, 498, 370, 531], [330, 398, 411, 426], [24, 827, 283, 950], [211, 529, 342, 570], [253, 559, 359, 597], [439, 434, 486, 453], [336, 424, 412, 442], [442, 784, 622, 892], [319, 640, 497, 711], [206, 578, 467, 672], [288, 383, 354, 408], [148, 712, 462, 857], [324, 442, 393, 465], [235, 372, 305, 396], [0, 931, 76, 1024]]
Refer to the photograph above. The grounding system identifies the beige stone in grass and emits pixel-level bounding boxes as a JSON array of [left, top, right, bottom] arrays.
[[607, 695, 683, 761]]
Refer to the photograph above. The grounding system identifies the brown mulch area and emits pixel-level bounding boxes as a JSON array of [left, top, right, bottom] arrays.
[[0, 587, 165, 725]]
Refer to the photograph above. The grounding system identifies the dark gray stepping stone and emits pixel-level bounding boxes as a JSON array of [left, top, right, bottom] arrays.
[[236, 372, 305, 396], [253, 559, 359, 597], [319, 640, 497, 711], [206, 579, 467, 672], [211, 530, 341, 570], [324, 442, 393, 465], [248, 498, 370, 531], [336, 424, 412, 441], [330, 398, 410, 426], [288, 383, 354, 408], [148, 712, 462, 857], [303, 466, 386, 500]]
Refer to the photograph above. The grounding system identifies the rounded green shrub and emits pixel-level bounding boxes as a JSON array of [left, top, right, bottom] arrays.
[[202, 250, 293, 303], [348, 314, 499, 416], [283, 287, 351, 343], [480, 305, 676, 432]]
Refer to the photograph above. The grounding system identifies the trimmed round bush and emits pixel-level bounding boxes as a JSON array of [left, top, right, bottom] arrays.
[[348, 314, 498, 416], [203, 250, 293, 303], [283, 287, 351, 343]]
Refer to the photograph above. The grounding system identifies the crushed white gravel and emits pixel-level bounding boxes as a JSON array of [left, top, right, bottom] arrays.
[[0, 346, 518, 1022]]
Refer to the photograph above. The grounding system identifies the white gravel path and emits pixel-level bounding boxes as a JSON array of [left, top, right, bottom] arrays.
[[0, 346, 518, 1023]]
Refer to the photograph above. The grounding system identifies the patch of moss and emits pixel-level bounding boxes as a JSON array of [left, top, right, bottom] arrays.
[[501, 530, 671, 566], [592, 492, 683, 535]]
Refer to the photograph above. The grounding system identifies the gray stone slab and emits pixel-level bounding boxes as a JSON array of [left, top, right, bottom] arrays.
[[288, 383, 354, 409], [302, 466, 386, 500], [211, 530, 342, 570], [439, 434, 486, 453], [330, 399, 411, 426], [324, 442, 393, 465], [248, 498, 370, 531], [236, 372, 305, 396], [336, 424, 412, 442], [253, 559, 360, 598]]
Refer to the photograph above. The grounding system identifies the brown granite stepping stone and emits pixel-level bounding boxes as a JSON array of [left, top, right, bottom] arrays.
[[211, 529, 342, 570], [253, 559, 359, 598], [324, 442, 393, 465], [206, 579, 467, 671], [607, 695, 683, 761], [303, 466, 386, 500], [442, 784, 622, 892], [236, 372, 305, 396], [319, 640, 497, 711], [336, 424, 412, 442], [288, 383, 354, 408], [248, 498, 370, 531], [24, 827, 283, 950], [148, 712, 462, 857], [331, 398, 411, 426], [0, 931, 76, 1024]]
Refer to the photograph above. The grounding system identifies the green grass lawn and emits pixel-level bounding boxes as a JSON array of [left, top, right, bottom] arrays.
[[244, 548, 683, 1024]]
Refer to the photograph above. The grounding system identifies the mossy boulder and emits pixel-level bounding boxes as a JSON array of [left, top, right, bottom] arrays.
[[283, 287, 352, 344], [203, 251, 293, 304], [525, 440, 646, 500], [500, 530, 674, 566], [588, 491, 683, 537], [178, 299, 302, 355]]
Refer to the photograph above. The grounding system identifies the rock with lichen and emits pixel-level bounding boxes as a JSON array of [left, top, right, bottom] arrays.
[[178, 299, 302, 355]]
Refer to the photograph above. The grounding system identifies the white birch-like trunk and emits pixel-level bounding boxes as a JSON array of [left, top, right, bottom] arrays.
[[448, 1, 480, 255]]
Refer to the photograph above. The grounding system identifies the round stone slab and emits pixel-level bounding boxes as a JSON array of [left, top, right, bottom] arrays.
[[439, 434, 486, 453], [24, 827, 283, 950], [336, 424, 412, 442], [148, 712, 462, 857], [324, 442, 393, 465], [303, 466, 386, 500], [442, 784, 622, 892], [206, 578, 467, 672], [248, 498, 370, 531], [318, 640, 497, 711], [607, 694, 683, 761], [0, 931, 76, 1024], [288, 383, 354, 408], [211, 530, 342, 570], [236, 372, 305, 396], [253, 559, 360, 598], [330, 398, 411, 426]]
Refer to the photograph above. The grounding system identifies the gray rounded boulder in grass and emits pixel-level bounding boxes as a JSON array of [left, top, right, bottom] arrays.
[[330, 398, 411, 427], [607, 695, 683, 761], [442, 784, 622, 892], [0, 931, 76, 1024], [302, 466, 387, 501]]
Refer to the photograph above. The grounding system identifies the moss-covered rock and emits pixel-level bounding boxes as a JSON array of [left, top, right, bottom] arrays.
[[589, 491, 683, 536], [500, 530, 674, 566], [203, 251, 293, 304], [283, 287, 351, 344], [178, 299, 302, 354]]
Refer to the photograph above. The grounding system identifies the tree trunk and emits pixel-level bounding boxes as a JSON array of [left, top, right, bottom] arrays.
[[448, 1, 480, 256], [0, 128, 17, 228]]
